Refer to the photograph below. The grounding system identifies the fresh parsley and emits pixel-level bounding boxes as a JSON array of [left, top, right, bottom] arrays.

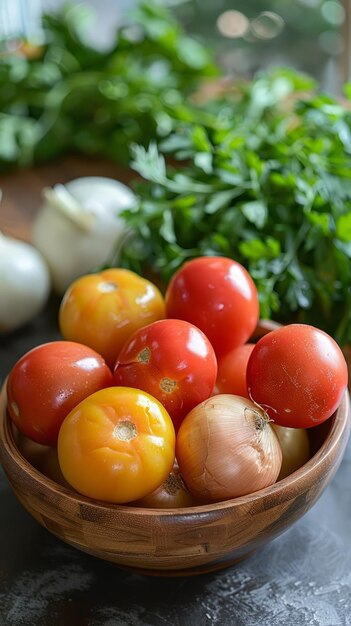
[[0, 1, 217, 170], [120, 69, 351, 346]]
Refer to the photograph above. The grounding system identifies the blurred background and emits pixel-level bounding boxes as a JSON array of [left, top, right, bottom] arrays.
[[0, 0, 350, 94], [178, 0, 350, 93]]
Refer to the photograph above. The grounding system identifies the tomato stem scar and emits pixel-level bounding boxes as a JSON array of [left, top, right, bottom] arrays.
[[137, 347, 151, 363], [114, 420, 137, 441], [160, 377, 177, 394]]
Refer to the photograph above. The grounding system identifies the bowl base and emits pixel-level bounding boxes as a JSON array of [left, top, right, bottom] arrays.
[[111, 551, 255, 577]]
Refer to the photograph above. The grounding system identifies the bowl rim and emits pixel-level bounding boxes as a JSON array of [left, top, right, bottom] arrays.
[[1, 382, 350, 518]]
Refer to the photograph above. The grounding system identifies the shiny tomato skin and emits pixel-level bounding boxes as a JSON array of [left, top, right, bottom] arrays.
[[113, 319, 217, 431], [246, 324, 348, 428], [7, 341, 112, 445], [272, 425, 310, 480], [165, 256, 259, 358], [59, 268, 165, 368], [57, 387, 176, 503], [216, 343, 255, 399]]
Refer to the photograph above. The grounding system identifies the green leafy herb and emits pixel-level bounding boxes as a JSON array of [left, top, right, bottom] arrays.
[[121, 70, 351, 345], [0, 1, 217, 170]]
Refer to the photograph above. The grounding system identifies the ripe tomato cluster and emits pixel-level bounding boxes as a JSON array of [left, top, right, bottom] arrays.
[[7, 257, 348, 507]]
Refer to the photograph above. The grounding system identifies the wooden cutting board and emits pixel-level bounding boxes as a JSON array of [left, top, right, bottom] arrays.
[[0, 156, 133, 241]]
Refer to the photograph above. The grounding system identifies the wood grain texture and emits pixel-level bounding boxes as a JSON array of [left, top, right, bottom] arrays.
[[0, 321, 350, 576]]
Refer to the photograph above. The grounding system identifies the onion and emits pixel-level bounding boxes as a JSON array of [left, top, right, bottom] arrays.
[[176, 394, 282, 502], [0, 231, 50, 333], [131, 462, 199, 509], [32, 176, 135, 294]]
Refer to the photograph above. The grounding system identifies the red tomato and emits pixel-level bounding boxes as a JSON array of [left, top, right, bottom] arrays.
[[113, 319, 217, 431], [59, 268, 165, 368], [7, 341, 112, 445], [246, 324, 348, 428], [58, 387, 175, 503], [165, 256, 259, 358], [216, 343, 255, 398]]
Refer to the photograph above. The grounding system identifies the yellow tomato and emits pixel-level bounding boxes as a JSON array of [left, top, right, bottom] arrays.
[[59, 268, 165, 368], [272, 424, 310, 480], [57, 387, 176, 504]]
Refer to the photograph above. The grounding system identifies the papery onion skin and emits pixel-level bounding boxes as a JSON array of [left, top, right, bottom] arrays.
[[32, 177, 135, 295], [176, 394, 282, 502], [0, 233, 50, 333], [131, 462, 199, 509], [273, 424, 310, 481]]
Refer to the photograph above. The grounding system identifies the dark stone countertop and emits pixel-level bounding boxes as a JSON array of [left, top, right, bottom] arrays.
[[1, 297, 351, 626]]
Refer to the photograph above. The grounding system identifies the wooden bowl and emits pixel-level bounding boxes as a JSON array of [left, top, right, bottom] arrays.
[[0, 321, 350, 576]]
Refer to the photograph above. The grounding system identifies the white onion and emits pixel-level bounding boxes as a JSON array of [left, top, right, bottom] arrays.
[[0, 232, 50, 333], [32, 176, 136, 294], [176, 394, 282, 502]]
